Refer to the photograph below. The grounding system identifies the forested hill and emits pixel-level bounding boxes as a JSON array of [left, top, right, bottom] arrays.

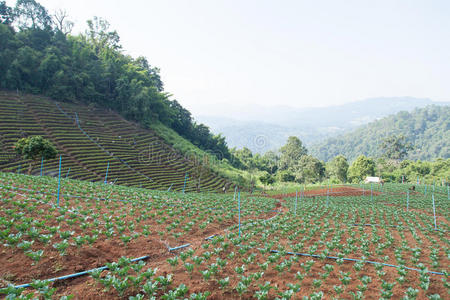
[[0, 1, 231, 162], [309, 105, 450, 162]]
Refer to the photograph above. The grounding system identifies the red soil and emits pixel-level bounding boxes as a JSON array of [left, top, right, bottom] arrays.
[[272, 186, 382, 199], [1, 186, 447, 299]]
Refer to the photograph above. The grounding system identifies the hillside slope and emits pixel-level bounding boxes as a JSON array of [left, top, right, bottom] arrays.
[[198, 97, 449, 153], [309, 105, 450, 162], [0, 91, 230, 192]]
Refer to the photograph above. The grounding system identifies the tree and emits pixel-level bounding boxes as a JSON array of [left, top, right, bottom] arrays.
[[380, 134, 413, 160], [233, 147, 254, 170], [326, 155, 349, 183], [169, 100, 193, 137], [259, 171, 275, 185], [0, 1, 14, 25], [135, 56, 163, 92], [14, 136, 57, 174], [292, 155, 325, 184], [86, 16, 121, 53], [279, 136, 307, 170], [277, 170, 295, 182], [262, 151, 279, 174], [0, 23, 18, 87], [347, 155, 375, 183], [0, 0, 239, 166], [52, 9, 73, 35], [14, 0, 52, 30]]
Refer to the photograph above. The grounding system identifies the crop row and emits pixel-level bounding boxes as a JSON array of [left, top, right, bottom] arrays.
[[0, 91, 229, 192]]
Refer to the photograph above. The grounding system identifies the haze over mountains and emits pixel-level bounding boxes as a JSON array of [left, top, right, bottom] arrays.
[[196, 97, 449, 154], [310, 105, 450, 162]]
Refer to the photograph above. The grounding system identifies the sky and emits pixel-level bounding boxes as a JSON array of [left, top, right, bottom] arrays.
[[6, 0, 450, 116]]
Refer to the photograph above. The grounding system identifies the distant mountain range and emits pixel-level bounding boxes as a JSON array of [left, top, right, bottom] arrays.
[[309, 105, 450, 161], [196, 97, 449, 154]]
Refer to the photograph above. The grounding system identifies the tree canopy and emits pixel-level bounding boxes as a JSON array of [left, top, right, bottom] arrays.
[[310, 105, 450, 162], [14, 135, 57, 173], [0, 0, 232, 162], [326, 155, 349, 183], [292, 155, 325, 184], [380, 134, 413, 161], [279, 136, 307, 171], [347, 155, 376, 183]]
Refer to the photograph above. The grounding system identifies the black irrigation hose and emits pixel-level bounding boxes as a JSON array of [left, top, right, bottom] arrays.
[[349, 223, 447, 233], [8, 235, 220, 289], [267, 249, 445, 276]]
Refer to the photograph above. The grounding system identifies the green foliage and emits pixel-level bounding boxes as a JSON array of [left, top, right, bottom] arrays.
[[277, 170, 295, 182], [0, 1, 233, 163], [14, 135, 57, 174], [326, 155, 349, 183], [311, 105, 450, 161], [381, 134, 413, 160], [259, 171, 275, 185], [260, 151, 279, 174], [379, 158, 449, 183], [347, 155, 375, 183], [292, 155, 325, 184], [14, 135, 57, 161], [279, 136, 307, 170], [231, 147, 253, 170], [2, 0, 447, 189], [0, 1, 14, 25], [14, 0, 52, 30]]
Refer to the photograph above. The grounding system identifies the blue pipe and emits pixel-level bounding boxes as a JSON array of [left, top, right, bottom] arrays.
[[3, 197, 273, 289], [182, 173, 187, 194], [11, 255, 150, 289], [104, 162, 109, 184], [371, 183, 373, 202], [40, 157, 43, 176], [7, 180, 445, 287], [57, 155, 62, 207], [0, 185, 127, 204], [407, 190, 409, 211], [205, 234, 218, 240], [169, 243, 191, 252], [266, 249, 444, 276], [294, 190, 297, 216], [0, 185, 281, 215], [432, 193, 437, 230], [238, 190, 241, 237]]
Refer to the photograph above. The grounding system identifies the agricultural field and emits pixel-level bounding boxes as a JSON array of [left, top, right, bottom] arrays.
[[0, 91, 229, 192], [0, 172, 449, 299]]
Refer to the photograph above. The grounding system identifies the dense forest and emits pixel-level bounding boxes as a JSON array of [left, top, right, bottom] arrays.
[[310, 105, 450, 162], [232, 135, 449, 185], [0, 0, 234, 163], [1, 0, 449, 188]]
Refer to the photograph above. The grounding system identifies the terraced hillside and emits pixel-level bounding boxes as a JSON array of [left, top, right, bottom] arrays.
[[0, 91, 230, 192]]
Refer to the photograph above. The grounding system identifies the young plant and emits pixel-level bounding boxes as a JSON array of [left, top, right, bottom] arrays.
[[218, 277, 230, 289], [53, 240, 69, 256]]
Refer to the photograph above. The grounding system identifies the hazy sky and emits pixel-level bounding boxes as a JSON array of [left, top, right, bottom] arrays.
[[7, 0, 450, 116]]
